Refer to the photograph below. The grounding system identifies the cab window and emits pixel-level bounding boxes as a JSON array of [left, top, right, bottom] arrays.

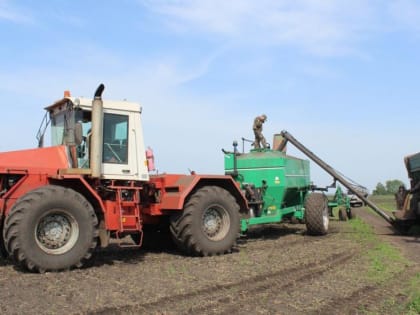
[[103, 113, 129, 164]]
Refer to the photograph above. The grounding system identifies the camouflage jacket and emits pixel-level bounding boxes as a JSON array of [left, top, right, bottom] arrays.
[[253, 117, 263, 131]]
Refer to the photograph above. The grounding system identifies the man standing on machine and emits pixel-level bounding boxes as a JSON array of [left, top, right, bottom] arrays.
[[253, 114, 267, 149]]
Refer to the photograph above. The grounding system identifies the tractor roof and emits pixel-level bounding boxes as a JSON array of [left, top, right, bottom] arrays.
[[45, 97, 142, 113]]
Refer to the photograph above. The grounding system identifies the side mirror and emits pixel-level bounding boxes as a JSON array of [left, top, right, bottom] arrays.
[[38, 134, 44, 148]]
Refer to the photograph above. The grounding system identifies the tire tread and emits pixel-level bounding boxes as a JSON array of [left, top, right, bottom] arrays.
[[3, 185, 98, 272], [305, 193, 329, 236], [170, 186, 239, 256]]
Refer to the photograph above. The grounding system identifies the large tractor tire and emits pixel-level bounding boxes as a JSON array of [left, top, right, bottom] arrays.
[[0, 231, 7, 258], [0, 217, 8, 258], [305, 193, 329, 236], [170, 186, 240, 256], [3, 185, 98, 272]]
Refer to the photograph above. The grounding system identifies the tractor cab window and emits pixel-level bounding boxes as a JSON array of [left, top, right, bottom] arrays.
[[75, 110, 92, 168], [50, 106, 91, 147], [51, 112, 65, 146], [103, 113, 129, 164]]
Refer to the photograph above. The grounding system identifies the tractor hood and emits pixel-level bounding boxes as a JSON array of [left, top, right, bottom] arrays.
[[0, 146, 70, 174]]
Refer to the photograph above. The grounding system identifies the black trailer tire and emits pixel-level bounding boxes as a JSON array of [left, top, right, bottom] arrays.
[[3, 185, 98, 272], [348, 209, 357, 220], [170, 186, 240, 256], [305, 193, 329, 235], [338, 208, 348, 221]]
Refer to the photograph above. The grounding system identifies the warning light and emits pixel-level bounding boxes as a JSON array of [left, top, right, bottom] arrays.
[[64, 90, 71, 97]]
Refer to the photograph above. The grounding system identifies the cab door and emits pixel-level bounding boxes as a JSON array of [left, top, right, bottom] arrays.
[[102, 111, 137, 179]]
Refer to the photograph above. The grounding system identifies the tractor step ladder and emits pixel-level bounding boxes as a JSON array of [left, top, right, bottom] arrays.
[[114, 184, 143, 248]]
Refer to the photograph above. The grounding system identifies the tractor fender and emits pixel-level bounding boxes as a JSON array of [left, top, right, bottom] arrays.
[[48, 176, 106, 216], [156, 174, 248, 213]]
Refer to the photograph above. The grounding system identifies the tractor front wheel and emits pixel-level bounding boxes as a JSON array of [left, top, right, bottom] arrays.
[[170, 186, 240, 256], [3, 185, 98, 272], [305, 193, 329, 235]]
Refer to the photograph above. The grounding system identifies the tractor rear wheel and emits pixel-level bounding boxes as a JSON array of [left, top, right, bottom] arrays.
[[0, 233, 7, 258], [170, 186, 240, 256], [3, 185, 98, 272], [305, 193, 329, 235]]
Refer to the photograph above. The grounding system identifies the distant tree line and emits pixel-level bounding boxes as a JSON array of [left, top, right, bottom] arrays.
[[372, 179, 406, 195]]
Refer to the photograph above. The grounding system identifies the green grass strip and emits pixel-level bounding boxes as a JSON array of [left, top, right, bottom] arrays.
[[406, 272, 420, 314], [348, 217, 420, 314]]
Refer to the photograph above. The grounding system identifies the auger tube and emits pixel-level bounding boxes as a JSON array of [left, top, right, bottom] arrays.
[[279, 130, 394, 224]]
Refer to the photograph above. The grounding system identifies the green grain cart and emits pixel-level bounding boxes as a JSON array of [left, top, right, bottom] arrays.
[[224, 129, 404, 236], [224, 134, 330, 235]]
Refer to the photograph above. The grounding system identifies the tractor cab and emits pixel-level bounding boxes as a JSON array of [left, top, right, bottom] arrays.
[[37, 89, 149, 182]]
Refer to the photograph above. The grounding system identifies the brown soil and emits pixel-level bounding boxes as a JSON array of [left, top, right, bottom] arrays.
[[0, 209, 419, 315]]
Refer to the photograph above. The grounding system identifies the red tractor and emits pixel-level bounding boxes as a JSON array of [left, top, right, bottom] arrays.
[[0, 84, 247, 272]]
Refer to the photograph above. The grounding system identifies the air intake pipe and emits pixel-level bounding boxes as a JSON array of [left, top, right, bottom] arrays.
[[91, 84, 105, 178]]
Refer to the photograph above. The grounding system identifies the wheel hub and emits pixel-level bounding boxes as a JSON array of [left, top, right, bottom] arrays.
[[35, 210, 79, 255], [202, 206, 230, 241], [38, 215, 70, 247], [203, 209, 221, 235]]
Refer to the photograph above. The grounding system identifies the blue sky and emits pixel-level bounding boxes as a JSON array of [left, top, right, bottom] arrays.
[[1, 0, 420, 191]]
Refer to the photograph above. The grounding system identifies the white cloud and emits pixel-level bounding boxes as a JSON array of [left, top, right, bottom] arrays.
[[141, 0, 380, 56], [1, 0, 419, 191], [389, 0, 420, 32], [0, 0, 32, 23]]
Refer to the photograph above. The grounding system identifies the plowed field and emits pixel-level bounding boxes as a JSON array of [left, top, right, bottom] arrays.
[[0, 205, 419, 315]]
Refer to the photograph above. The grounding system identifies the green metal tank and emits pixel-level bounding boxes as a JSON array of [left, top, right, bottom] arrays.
[[224, 147, 310, 231]]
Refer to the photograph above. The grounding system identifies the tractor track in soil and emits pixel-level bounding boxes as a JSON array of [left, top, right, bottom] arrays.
[[93, 224, 332, 266], [92, 244, 357, 315], [315, 267, 418, 315], [0, 215, 419, 315]]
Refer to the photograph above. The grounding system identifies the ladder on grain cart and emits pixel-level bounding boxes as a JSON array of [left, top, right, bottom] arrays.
[[276, 130, 394, 224]]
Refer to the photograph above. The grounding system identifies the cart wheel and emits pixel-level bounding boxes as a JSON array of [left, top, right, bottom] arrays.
[[347, 209, 357, 220], [305, 193, 329, 235], [338, 208, 348, 221]]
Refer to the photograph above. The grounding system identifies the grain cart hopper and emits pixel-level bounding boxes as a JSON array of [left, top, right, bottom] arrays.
[[223, 139, 330, 235], [0, 84, 249, 272]]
